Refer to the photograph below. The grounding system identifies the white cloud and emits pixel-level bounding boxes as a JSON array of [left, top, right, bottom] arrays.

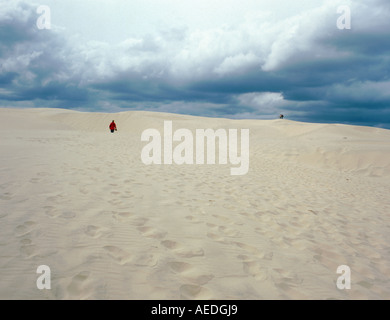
[[67, 0, 365, 80], [1, 51, 42, 73], [0, 0, 31, 21], [260, 0, 351, 71], [3, 0, 388, 86], [25, 0, 330, 81], [214, 52, 259, 75], [235, 92, 288, 115]]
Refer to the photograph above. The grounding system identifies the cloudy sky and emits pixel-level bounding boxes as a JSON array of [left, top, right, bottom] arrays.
[[1, 0, 390, 128]]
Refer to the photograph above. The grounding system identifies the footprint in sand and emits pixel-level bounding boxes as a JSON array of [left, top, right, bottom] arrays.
[[44, 206, 60, 218], [185, 215, 202, 224], [238, 211, 251, 218], [161, 240, 205, 258], [185, 274, 214, 286], [243, 261, 268, 281], [234, 242, 265, 258], [133, 253, 158, 267], [207, 223, 241, 238], [60, 211, 76, 219], [179, 284, 212, 300], [15, 221, 36, 237], [212, 214, 232, 223], [138, 226, 167, 239], [67, 271, 91, 297], [30, 177, 40, 184], [176, 248, 205, 258], [84, 225, 107, 238], [206, 232, 226, 243], [120, 193, 134, 199], [272, 268, 303, 290], [161, 240, 182, 250], [289, 239, 311, 251], [103, 246, 132, 265], [129, 217, 148, 226], [217, 226, 241, 238], [167, 261, 194, 274], [238, 255, 268, 281], [46, 194, 64, 203], [254, 212, 273, 222], [112, 211, 135, 221], [0, 192, 13, 200], [79, 187, 89, 195], [108, 199, 123, 206], [20, 238, 37, 258]]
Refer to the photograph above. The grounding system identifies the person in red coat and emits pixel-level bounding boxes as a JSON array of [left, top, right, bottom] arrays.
[[109, 120, 117, 133]]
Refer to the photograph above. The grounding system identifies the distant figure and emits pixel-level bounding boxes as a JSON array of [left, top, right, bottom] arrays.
[[109, 120, 117, 133], [279, 114, 284, 119]]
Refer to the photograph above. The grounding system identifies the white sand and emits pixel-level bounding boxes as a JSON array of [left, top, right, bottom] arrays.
[[1, 107, 390, 300]]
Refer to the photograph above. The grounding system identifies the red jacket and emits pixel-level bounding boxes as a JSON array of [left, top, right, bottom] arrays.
[[109, 122, 117, 130]]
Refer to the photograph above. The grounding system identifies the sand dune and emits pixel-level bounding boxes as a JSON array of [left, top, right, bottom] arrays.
[[0, 107, 389, 299]]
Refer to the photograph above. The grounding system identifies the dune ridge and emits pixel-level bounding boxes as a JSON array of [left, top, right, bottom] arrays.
[[0, 107, 389, 299]]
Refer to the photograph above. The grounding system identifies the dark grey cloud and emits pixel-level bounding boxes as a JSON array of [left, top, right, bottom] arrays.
[[0, 72, 18, 85], [0, 1, 390, 128]]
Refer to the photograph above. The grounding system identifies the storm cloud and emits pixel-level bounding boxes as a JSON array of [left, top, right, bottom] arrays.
[[0, 0, 389, 128]]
